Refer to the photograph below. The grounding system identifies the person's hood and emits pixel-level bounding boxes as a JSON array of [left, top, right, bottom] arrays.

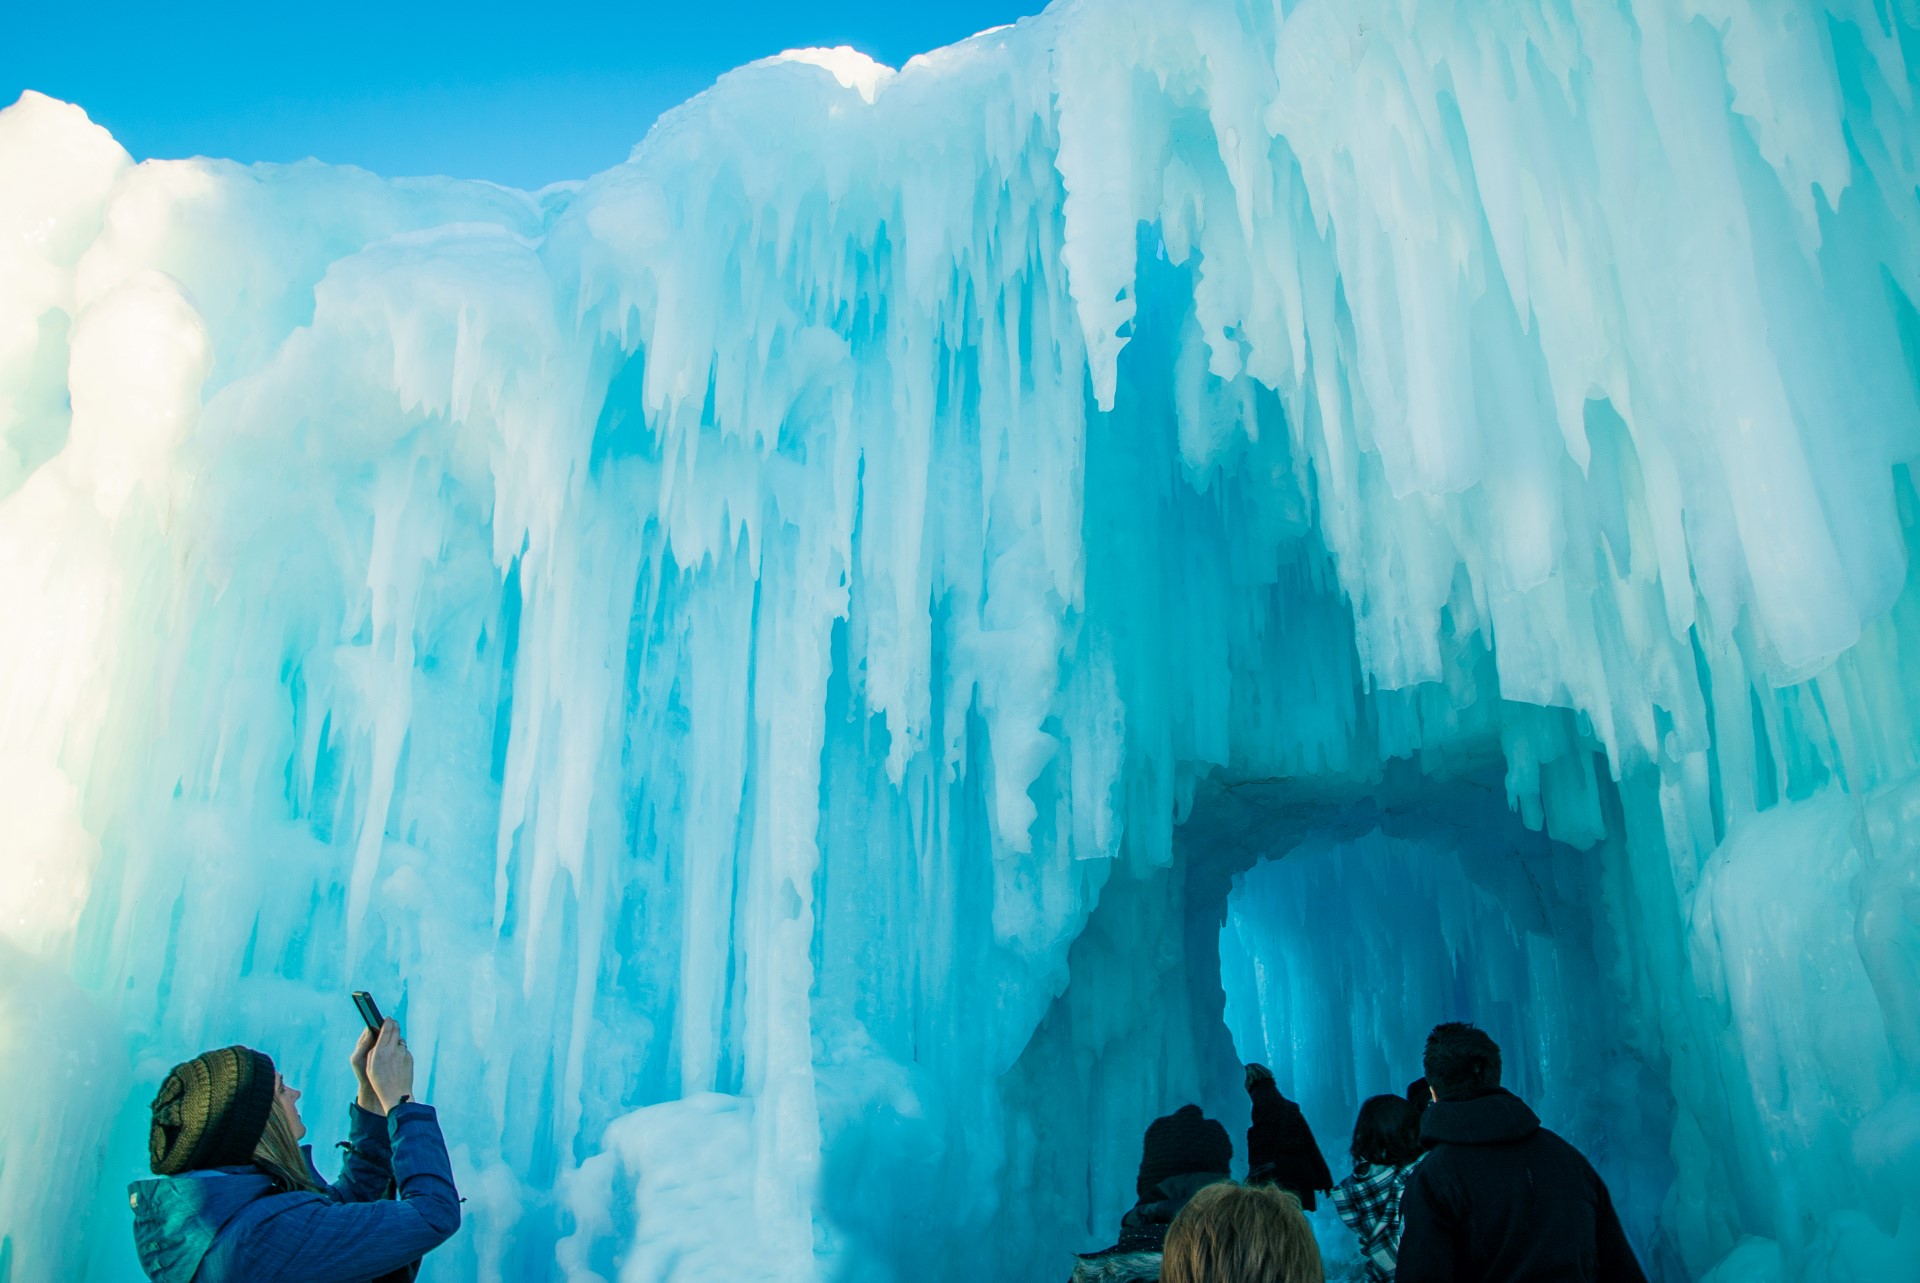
[[1420, 1088, 1541, 1146], [128, 1168, 274, 1282], [1131, 1169, 1230, 1222], [1071, 1251, 1163, 1282]]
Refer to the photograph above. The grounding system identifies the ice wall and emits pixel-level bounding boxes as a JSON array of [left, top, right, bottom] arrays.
[[3, 0, 1920, 1279]]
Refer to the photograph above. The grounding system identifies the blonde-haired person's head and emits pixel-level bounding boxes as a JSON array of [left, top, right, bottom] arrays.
[[1160, 1181, 1323, 1283]]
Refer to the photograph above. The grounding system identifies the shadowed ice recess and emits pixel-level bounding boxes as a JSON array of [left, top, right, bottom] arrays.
[[3, 0, 1920, 1278]]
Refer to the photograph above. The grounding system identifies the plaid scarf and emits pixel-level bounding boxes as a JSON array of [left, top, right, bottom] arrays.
[[1332, 1158, 1422, 1282]]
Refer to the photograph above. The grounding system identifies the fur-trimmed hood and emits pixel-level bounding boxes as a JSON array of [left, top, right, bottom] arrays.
[[1069, 1169, 1227, 1281], [1070, 1251, 1160, 1283]]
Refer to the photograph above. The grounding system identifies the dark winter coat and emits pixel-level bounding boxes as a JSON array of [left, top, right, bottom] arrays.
[[1395, 1089, 1646, 1283], [1246, 1079, 1333, 1211], [1071, 1171, 1228, 1282], [129, 1102, 460, 1283]]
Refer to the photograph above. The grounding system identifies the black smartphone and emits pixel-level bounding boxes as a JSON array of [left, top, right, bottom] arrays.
[[352, 990, 384, 1033]]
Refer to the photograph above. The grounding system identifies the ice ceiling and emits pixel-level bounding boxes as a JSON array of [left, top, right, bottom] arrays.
[[3, 0, 1919, 1279]]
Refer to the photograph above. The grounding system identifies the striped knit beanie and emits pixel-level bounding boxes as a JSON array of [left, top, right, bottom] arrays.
[[148, 1046, 278, 1175]]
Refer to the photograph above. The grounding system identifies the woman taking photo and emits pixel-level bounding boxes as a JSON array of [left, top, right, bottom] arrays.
[[129, 1019, 460, 1281]]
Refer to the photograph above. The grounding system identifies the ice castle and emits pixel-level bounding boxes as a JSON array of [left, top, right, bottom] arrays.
[[3, 0, 1919, 1278]]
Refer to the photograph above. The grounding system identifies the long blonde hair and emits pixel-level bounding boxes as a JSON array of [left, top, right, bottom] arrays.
[[252, 1095, 325, 1194], [1161, 1182, 1325, 1283]]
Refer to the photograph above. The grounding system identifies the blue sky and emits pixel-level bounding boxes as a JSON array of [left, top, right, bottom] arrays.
[[4, 0, 1050, 189]]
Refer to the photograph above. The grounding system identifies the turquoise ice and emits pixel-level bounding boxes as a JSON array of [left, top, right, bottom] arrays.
[[2, 1, 1918, 1279]]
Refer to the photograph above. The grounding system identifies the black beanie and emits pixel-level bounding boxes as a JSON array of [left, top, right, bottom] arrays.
[[1137, 1103, 1232, 1199], [149, 1046, 278, 1176]]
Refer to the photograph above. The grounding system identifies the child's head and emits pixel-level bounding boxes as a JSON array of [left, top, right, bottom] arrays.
[[1161, 1181, 1324, 1283]]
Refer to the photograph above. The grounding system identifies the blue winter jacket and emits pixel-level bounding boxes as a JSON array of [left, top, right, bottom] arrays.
[[128, 1101, 461, 1282]]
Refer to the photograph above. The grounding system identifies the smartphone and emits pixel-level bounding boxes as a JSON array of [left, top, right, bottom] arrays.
[[352, 990, 385, 1033]]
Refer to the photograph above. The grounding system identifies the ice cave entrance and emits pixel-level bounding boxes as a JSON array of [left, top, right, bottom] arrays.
[[1201, 771, 1674, 1262], [1012, 766, 1677, 1273]]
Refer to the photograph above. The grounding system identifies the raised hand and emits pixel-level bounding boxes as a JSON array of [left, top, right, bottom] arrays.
[[351, 1024, 382, 1114], [366, 1018, 416, 1113]]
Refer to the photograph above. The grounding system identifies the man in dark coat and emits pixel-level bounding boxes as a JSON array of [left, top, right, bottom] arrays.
[[1072, 1103, 1233, 1282], [1396, 1023, 1648, 1283], [1243, 1063, 1333, 1210]]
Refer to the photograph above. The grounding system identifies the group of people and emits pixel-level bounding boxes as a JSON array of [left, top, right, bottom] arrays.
[[1073, 1022, 1648, 1283], [125, 1018, 1643, 1282]]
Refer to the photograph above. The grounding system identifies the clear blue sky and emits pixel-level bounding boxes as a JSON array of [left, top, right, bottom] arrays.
[[4, 0, 1050, 189]]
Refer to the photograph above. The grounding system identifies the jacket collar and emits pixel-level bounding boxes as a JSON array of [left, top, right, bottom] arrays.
[[1132, 1169, 1230, 1220], [1350, 1156, 1421, 1187], [1420, 1088, 1541, 1147]]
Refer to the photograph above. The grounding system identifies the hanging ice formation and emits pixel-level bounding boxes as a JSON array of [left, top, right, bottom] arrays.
[[4, 0, 1920, 1279]]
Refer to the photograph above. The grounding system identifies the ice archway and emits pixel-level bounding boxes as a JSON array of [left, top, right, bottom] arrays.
[[4, 0, 1920, 1279], [1212, 784, 1676, 1268]]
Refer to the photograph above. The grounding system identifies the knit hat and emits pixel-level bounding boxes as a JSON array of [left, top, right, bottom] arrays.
[[1137, 1103, 1232, 1199], [148, 1046, 278, 1175]]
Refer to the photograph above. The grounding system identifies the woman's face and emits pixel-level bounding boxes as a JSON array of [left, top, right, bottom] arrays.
[[276, 1074, 306, 1141]]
